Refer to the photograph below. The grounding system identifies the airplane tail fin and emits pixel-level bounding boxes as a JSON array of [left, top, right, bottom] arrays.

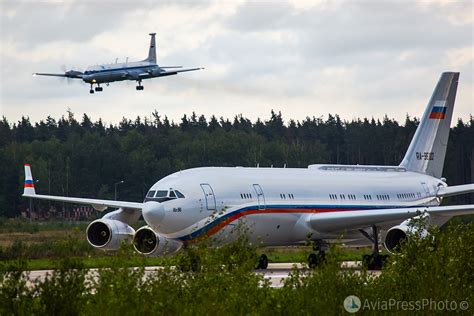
[[146, 33, 157, 64], [399, 72, 459, 178], [24, 164, 36, 196]]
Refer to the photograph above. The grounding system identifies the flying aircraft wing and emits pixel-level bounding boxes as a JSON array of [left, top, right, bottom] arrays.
[[139, 67, 204, 79], [307, 204, 474, 233], [33, 70, 83, 79], [34, 73, 70, 77], [22, 165, 142, 211]]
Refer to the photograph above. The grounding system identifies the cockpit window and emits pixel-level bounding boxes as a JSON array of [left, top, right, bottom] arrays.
[[169, 190, 176, 198], [156, 190, 168, 198], [147, 190, 156, 198], [175, 190, 185, 198]]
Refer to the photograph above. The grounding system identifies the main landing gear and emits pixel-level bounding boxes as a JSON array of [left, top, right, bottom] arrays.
[[360, 225, 389, 270], [89, 83, 104, 94], [136, 80, 144, 91], [308, 241, 327, 268]]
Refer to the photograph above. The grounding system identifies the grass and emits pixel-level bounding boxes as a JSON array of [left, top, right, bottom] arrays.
[[1, 247, 375, 270], [0, 218, 380, 269], [1, 223, 473, 315]]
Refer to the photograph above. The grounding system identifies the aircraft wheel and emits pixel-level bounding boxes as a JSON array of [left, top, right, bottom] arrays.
[[95, 87, 100, 92], [308, 252, 325, 268], [179, 254, 201, 272], [257, 254, 269, 270], [363, 254, 388, 270], [89, 89, 94, 94]]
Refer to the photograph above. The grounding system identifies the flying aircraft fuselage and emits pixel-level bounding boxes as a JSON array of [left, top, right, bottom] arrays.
[[34, 33, 203, 93]]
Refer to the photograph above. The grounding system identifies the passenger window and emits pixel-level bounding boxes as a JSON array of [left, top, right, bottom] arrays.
[[175, 190, 185, 198], [147, 190, 156, 198], [156, 190, 167, 198]]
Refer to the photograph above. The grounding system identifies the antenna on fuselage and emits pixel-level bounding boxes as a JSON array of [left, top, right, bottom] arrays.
[[256, 163, 260, 168], [115, 58, 118, 64], [284, 163, 287, 168]]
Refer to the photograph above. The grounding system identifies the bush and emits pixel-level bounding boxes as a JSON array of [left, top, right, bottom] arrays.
[[0, 223, 472, 315]]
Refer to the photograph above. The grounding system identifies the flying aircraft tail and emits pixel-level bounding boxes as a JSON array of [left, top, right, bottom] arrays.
[[146, 33, 157, 64], [24, 164, 36, 195], [399, 72, 459, 178]]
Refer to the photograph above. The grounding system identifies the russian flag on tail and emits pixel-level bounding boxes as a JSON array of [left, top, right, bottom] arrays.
[[24, 164, 36, 195], [429, 100, 447, 119]]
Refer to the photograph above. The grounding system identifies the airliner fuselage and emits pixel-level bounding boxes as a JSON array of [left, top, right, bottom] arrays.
[[23, 72, 474, 269], [144, 165, 442, 246]]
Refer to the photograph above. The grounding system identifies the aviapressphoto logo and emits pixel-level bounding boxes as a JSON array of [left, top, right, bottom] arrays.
[[343, 295, 361, 313], [343, 296, 470, 313]]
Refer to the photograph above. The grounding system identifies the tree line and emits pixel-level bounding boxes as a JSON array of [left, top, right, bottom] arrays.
[[0, 110, 472, 217]]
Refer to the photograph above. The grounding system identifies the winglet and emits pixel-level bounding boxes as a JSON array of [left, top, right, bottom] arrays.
[[24, 164, 36, 196]]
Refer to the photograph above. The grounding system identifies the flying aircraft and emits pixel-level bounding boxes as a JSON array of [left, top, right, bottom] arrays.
[[23, 72, 474, 270], [33, 33, 203, 94]]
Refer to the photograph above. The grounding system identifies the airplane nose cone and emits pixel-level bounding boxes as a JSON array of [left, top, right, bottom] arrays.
[[142, 202, 165, 227]]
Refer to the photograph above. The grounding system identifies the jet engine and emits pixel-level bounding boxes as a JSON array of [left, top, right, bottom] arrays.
[[133, 226, 183, 256], [384, 214, 430, 253], [86, 219, 135, 250]]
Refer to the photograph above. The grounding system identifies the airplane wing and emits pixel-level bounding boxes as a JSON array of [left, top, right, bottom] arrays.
[[34, 71, 83, 79], [34, 73, 70, 77], [307, 204, 474, 233], [139, 67, 204, 79], [436, 184, 474, 198], [23, 193, 143, 211], [22, 164, 142, 211]]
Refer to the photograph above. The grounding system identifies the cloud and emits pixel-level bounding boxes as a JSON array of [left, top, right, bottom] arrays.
[[0, 0, 472, 126]]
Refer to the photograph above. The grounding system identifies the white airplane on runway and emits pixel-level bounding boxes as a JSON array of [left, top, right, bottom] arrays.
[[33, 33, 203, 94], [23, 72, 474, 269]]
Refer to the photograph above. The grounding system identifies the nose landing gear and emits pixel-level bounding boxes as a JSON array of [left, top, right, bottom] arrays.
[[256, 254, 269, 270], [136, 80, 144, 90]]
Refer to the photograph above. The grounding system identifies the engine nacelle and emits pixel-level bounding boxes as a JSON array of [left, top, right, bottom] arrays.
[[86, 219, 135, 250], [133, 226, 182, 256], [384, 215, 429, 254]]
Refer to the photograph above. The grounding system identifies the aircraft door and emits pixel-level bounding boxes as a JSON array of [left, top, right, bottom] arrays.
[[253, 184, 265, 210], [421, 182, 430, 196], [200, 184, 216, 210]]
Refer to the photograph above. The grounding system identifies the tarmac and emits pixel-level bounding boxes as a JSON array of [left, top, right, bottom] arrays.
[[25, 261, 381, 288]]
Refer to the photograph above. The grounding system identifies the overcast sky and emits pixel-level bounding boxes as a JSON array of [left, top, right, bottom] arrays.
[[1, 0, 472, 126]]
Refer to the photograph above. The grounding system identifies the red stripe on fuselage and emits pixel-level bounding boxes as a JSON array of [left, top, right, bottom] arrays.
[[24, 183, 34, 188], [188, 207, 362, 243]]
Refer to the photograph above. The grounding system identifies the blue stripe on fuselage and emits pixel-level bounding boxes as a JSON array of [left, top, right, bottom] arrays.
[[84, 65, 155, 75], [175, 203, 405, 242]]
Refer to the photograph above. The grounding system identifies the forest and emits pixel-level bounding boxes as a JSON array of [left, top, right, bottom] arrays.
[[0, 110, 472, 218]]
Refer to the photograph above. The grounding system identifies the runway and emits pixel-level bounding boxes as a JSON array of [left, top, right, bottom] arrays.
[[25, 261, 380, 288]]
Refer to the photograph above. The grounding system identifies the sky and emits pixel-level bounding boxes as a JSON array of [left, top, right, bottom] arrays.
[[1, 0, 473, 126]]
